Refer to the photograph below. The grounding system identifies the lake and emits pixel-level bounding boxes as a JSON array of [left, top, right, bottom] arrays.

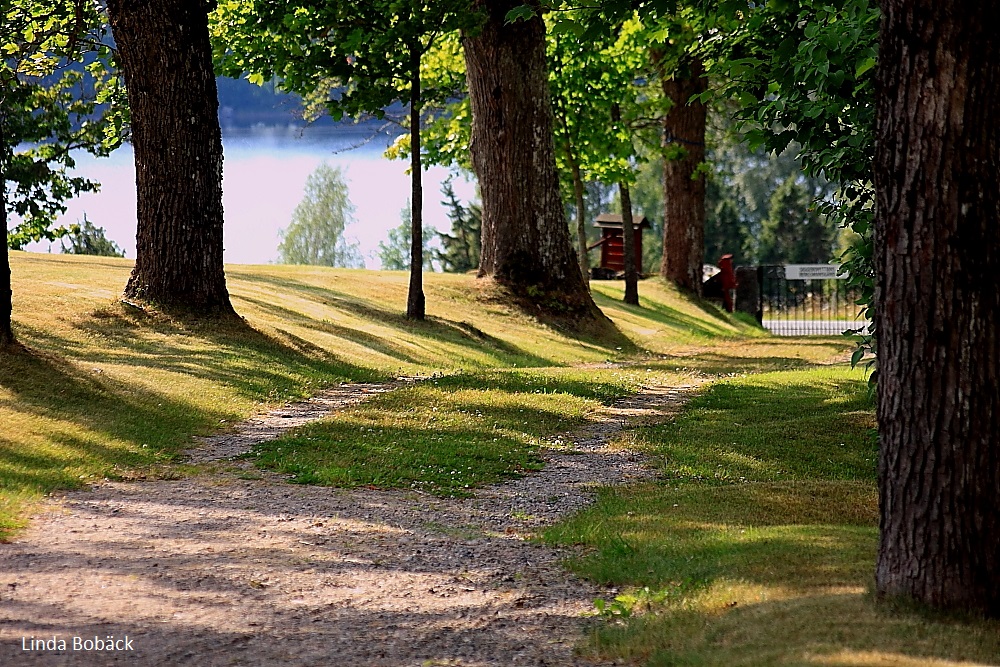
[[27, 125, 477, 269]]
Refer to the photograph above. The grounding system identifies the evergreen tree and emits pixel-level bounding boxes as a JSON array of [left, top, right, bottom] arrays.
[[61, 215, 126, 258], [758, 176, 837, 264], [435, 180, 481, 273], [379, 201, 432, 272]]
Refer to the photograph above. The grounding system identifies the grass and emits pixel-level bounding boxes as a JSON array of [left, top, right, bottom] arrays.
[[2, 252, 850, 538], [543, 367, 1000, 666], [249, 368, 662, 496], [3, 253, 996, 664]]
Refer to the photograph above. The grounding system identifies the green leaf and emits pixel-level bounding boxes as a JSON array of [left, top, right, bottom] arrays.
[[854, 56, 875, 78], [505, 6, 534, 23]]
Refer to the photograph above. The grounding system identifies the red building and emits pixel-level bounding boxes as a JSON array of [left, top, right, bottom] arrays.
[[589, 213, 650, 277]]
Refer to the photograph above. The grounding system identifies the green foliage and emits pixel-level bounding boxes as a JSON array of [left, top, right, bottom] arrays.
[[277, 163, 363, 268], [211, 0, 473, 124], [1, 0, 125, 248], [435, 178, 480, 273], [60, 213, 125, 257], [758, 175, 837, 264], [630, 116, 838, 268], [702, 0, 878, 371], [377, 200, 433, 272]]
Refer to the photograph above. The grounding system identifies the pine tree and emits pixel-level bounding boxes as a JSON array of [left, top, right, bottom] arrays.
[[435, 180, 481, 273], [758, 176, 837, 264], [61, 215, 126, 258]]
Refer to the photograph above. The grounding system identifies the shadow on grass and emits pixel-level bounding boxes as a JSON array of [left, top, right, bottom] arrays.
[[592, 288, 741, 339], [247, 381, 593, 496], [235, 293, 557, 369], [598, 586, 1000, 667], [0, 313, 385, 538], [17, 306, 381, 401], [639, 378, 877, 485], [235, 271, 637, 363], [428, 370, 635, 405], [547, 480, 878, 593]]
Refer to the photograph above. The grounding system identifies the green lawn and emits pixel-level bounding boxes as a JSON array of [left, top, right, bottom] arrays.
[[248, 368, 659, 496], [3, 252, 843, 538], [2, 254, 995, 665], [543, 368, 1000, 666]]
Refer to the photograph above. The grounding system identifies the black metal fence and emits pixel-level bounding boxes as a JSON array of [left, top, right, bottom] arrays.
[[758, 264, 867, 336]]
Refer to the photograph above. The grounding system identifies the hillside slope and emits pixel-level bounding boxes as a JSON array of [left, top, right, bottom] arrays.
[[0, 252, 848, 536]]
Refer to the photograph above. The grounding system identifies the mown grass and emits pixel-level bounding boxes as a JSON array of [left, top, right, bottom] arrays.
[[543, 367, 1000, 666], [249, 368, 657, 496], [2, 252, 852, 538]]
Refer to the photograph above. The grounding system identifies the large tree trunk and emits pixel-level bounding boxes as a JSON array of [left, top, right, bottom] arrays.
[[658, 56, 707, 295], [0, 177, 14, 349], [107, 0, 235, 317], [407, 49, 425, 320], [874, 0, 1000, 616], [463, 1, 598, 318]]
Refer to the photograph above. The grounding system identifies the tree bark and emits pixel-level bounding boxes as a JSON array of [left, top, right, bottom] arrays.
[[407, 48, 425, 320], [571, 160, 589, 282], [0, 175, 14, 349], [658, 56, 707, 295], [619, 182, 640, 306], [874, 0, 1000, 616], [463, 1, 598, 318], [107, 0, 235, 317], [611, 103, 639, 306]]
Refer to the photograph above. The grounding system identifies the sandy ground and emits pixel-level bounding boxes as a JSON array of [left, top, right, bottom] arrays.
[[0, 380, 700, 666]]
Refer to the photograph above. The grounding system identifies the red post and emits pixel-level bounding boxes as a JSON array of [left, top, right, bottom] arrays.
[[719, 254, 737, 313]]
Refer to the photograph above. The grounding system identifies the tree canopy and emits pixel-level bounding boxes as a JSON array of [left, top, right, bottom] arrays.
[[278, 163, 363, 268]]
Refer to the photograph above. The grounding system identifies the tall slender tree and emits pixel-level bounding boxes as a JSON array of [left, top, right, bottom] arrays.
[[213, 1, 470, 320], [874, 0, 1000, 615], [463, 1, 601, 318], [107, 0, 235, 316]]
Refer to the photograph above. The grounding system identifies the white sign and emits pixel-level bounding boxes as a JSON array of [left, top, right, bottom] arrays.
[[784, 264, 845, 280]]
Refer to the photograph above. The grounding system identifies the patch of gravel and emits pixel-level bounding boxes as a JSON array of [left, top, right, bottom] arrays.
[[0, 379, 703, 666]]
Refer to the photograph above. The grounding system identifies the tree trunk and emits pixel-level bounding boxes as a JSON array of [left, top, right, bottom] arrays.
[[107, 0, 235, 317], [658, 56, 707, 295], [406, 49, 425, 320], [874, 0, 1000, 616], [0, 176, 14, 349], [619, 182, 640, 306], [463, 1, 598, 318], [571, 158, 590, 282], [612, 103, 639, 306]]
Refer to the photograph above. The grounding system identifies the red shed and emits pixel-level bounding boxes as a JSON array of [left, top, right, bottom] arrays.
[[589, 213, 650, 275]]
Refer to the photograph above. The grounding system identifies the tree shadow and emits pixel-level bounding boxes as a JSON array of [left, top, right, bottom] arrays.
[[592, 289, 740, 340]]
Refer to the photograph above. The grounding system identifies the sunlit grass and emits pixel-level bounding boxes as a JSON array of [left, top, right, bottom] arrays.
[[250, 367, 686, 496], [2, 252, 849, 538], [543, 367, 1000, 666]]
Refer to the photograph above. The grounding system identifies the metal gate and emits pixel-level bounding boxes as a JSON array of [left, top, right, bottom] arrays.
[[759, 264, 866, 336]]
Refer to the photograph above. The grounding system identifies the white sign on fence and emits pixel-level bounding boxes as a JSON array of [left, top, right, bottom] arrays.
[[784, 264, 845, 280]]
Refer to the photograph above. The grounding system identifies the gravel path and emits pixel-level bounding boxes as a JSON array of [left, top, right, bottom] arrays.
[[0, 379, 701, 666]]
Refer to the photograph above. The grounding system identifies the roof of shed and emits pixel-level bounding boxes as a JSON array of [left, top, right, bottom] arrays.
[[594, 213, 651, 228]]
